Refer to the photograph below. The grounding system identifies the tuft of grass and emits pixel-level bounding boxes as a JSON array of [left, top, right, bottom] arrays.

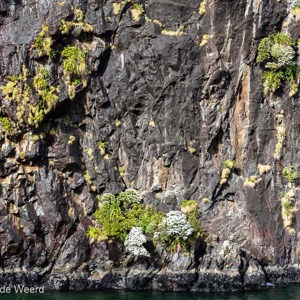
[[199, 1, 206, 15], [258, 164, 271, 175], [34, 23, 53, 57], [200, 34, 210, 47], [61, 46, 88, 99], [0, 117, 15, 136], [244, 176, 261, 188], [61, 46, 87, 77], [131, 3, 144, 21], [282, 166, 298, 183]]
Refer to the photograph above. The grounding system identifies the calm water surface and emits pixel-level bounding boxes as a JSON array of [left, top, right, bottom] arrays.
[[2, 285, 300, 300]]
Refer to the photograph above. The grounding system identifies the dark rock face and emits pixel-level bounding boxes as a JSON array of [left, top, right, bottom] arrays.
[[0, 0, 300, 292]]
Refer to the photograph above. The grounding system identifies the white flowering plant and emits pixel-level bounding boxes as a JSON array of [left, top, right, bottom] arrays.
[[154, 211, 194, 250], [118, 188, 141, 206], [124, 227, 150, 257]]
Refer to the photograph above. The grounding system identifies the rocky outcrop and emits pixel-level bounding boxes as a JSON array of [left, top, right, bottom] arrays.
[[0, 0, 300, 292]]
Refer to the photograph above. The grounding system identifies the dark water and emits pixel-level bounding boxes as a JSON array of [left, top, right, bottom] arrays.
[[1, 285, 300, 300]]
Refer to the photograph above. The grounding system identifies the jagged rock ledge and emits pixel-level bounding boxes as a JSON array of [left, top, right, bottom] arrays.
[[1, 240, 300, 292], [1, 266, 300, 292]]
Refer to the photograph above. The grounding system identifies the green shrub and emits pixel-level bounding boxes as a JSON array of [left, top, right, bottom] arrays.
[[97, 193, 116, 203], [94, 199, 127, 240], [281, 189, 297, 234], [257, 33, 293, 64], [87, 226, 103, 240], [118, 188, 141, 206], [262, 70, 283, 94], [257, 33, 299, 95], [222, 159, 236, 169], [61, 46, 87, 77], [125, 204, 164, 235], [91, 189, 164, 241], [0, 117, 15, 135], [282, 166, 298, 183], [181, 199, 198, 208], [270, 43, 294, 65]]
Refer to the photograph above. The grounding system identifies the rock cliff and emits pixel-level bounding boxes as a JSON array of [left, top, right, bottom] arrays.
[[0, 0, 300, 292]]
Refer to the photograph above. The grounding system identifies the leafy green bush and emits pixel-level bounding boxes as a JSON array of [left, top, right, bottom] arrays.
[[262, 70, 283, 94], [0, 117, 15, 136], [125, 204, 164, 235], [90, 189, 164, 241], [257, 33, 293, 64], [257, 33, 299, 95], [282, 166, 298, 183], [94, 199, 128, 240], [97, 193, 116, 203]]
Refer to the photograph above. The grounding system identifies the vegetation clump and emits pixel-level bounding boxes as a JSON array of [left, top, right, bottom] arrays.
[[113, 2, 123, 15], [220, 160, 236, 186], [30, 67, 59, 127], [0, 117, 15, 136], [281, 189, 297, 234], [131, 3, 144, 21], [34, 23, 53, 57], [181, 200, 204, 235], [1, 65, 31, 126], [258, 164, 271, 175], [282, 166, 298, 183], [154, 211, 193, 251], [291, 0, 300, 16], [98, 141, 107, 156], [60, 8, 93, 35], [87, 190, 205, 254], [118, 166, 125, 177], [61, 46, 88, 99], [88, 189, 164, 241], [243, 176, 262, 188], [124, 227, 149, 257], [200, 34, 210, 47], [274, 125, 286, 160], [199, 0, 206, 15], [1, 7, 92, 131], [256, 33, 300, 95]]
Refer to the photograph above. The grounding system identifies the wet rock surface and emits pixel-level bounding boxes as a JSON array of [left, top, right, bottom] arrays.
[[0, 0, 300, 292]]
